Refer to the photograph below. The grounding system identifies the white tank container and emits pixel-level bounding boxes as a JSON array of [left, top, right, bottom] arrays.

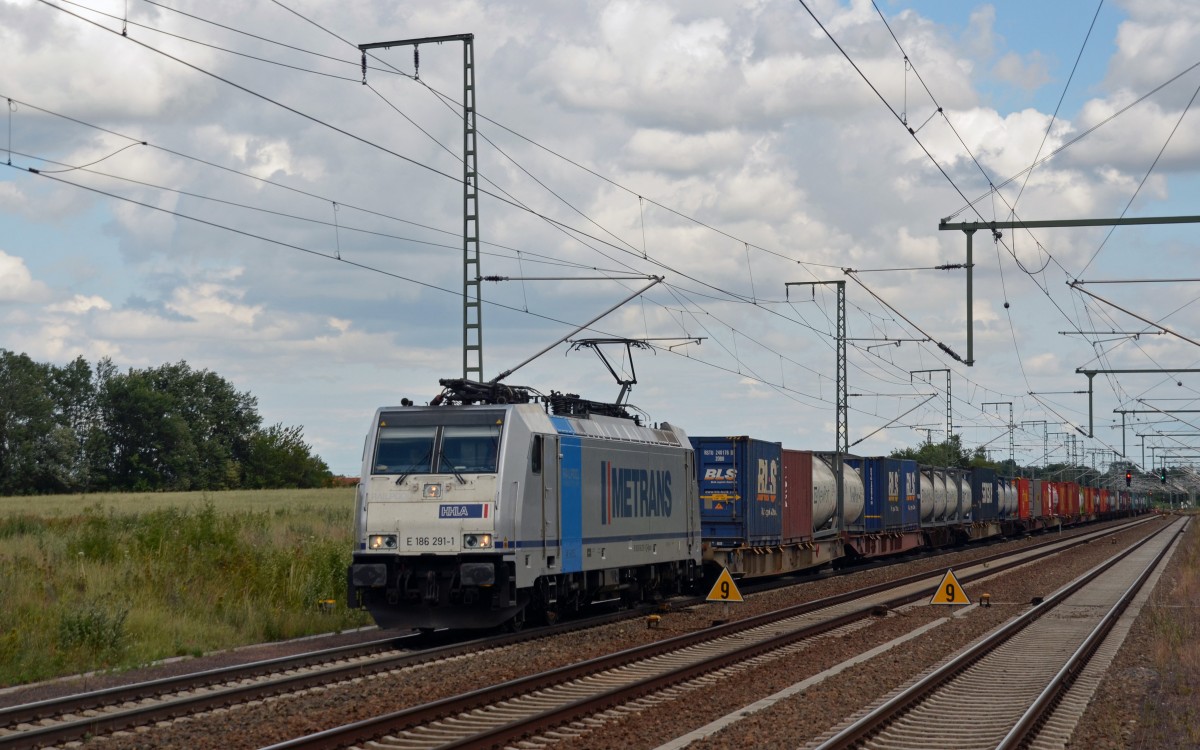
[[919, 470, 936, 522], [813, 455, 865, 527], [933, 470, 949, 520], [959, 472, 973, 519]]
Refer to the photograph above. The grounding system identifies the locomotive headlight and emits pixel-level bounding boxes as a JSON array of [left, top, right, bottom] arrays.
[[368, 534, 398, 550], [463, 533, 492, 549]]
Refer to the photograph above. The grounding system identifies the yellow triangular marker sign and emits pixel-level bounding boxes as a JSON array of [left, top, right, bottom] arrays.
[[929, 569, 971, 605], [706, 568, 744, 602]]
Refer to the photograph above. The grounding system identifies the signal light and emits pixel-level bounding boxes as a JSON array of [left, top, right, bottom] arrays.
[[1160, 467, 1167, 484], [1125, 470, 1132, 487]]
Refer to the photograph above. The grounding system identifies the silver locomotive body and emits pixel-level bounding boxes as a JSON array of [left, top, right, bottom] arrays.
[[347, 402, 702, 630]]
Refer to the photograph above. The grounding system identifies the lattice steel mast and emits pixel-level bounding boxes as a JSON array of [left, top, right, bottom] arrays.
[[360, 34, 483, 380]]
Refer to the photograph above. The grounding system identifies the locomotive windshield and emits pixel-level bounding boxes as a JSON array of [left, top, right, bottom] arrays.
[[372, 410, 504, 476], [440, 425, 501, 473], [374, 426, 436, 474]]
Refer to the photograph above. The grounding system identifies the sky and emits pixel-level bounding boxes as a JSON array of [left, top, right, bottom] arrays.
[[3, 0, 1200, 478]]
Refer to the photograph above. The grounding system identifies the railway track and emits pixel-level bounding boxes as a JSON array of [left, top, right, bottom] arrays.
[[0, 517, 1153, 749], [807, 516, 1187, 750], [262, 520, 1157, 750], [0, 624, 590, 749]]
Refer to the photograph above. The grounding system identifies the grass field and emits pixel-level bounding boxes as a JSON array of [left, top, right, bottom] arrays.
[[0, 488, 372, 687]]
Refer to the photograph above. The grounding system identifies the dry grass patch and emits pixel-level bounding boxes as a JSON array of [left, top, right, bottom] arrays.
[[0, 489, 369, 687], [1132, 516, 1200, 749]]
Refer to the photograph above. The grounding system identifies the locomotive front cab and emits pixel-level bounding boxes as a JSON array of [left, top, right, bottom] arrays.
[[348, 406, 520, 630]]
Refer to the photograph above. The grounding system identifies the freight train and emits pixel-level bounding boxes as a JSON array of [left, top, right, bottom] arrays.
[[346, 379, 1149, 631]]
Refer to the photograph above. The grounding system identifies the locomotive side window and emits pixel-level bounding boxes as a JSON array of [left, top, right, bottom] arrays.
[[531, 435, 543, 474], [439, 425, 502, 473], [373, 426, 436, 474]]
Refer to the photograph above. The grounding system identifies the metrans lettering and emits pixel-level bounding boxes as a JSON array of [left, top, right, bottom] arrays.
[[599, 461, 673, 524]]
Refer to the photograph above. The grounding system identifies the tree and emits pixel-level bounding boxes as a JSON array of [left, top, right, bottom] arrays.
[[48, 356, 100, 490], [243, 423, 331, 489], [0, 352, 332, 494], [890, 434, 974, 468], [95, 361, 260, 491], [0, 350, 79, 494]]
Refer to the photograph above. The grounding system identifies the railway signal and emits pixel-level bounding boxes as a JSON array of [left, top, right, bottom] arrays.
[[1126, 470, 1132, 487], [930, 569, 971, 605], [1160, 467, 1168, 484], [706, 568, 744, 603]]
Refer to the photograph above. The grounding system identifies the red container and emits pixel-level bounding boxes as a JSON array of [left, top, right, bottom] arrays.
[[780, 449, 815, 544], [1099, 489, 1110, 513], [1060, 482, 1079, 517], [1017, 478, 1032, 519], [1082, 486, 1095, 515]]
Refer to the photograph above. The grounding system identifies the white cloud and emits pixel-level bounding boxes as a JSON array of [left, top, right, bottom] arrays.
[[0, 250, 50, 302], [992, 51, 1051, 92], [166, 283, 262, 327], [1, 0, 1197, 474], [624, 129, 752, 174], [47, 294, 111, 314]]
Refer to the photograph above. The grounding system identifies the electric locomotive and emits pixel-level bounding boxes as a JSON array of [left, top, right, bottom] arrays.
[[347, 379, 703, 631]]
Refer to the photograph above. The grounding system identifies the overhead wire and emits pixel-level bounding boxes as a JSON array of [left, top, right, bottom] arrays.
[[30, 0, 1069, 448], [57, 0, 363, 82], [817, 1, 1200, 460], [218, 0, 1036, 431], [1077, 77, 1200, 276]]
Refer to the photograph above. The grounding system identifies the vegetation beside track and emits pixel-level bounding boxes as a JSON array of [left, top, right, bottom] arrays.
[[0, 487, 370, 687], [1134, 512, 1199, 748]]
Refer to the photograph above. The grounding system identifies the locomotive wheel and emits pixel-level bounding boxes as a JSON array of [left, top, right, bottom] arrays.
[[506, 607, 527, 632]]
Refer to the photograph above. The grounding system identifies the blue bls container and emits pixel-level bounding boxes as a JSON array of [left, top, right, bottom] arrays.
[[689, 436, 783, 548], [847, 457, 920, 532], [896, 458, 921, 530], [971, 467, 999, 521]]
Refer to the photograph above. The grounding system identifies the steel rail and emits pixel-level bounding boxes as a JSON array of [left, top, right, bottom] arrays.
[[0, 634, 400, 725], [811, 520, 1178, 750], [0, 612, 634, 749], [996, 518, 1188, 749], [263, 519, 1157, 750], [0, 518, 1150, 749]]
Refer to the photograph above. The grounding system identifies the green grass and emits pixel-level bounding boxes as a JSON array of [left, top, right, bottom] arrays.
[[0, 488, 371, 687]]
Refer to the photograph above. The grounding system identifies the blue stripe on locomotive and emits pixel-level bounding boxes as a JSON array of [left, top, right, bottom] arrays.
[[560, 435, 583, 573]]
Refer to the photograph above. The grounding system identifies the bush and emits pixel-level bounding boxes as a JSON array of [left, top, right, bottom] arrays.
[[58, 601, 129, 657]]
